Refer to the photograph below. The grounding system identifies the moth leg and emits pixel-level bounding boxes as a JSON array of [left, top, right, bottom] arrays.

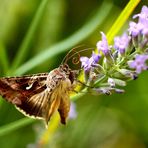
[[76, 80, 92, 88], [72, 90, 79, 94]]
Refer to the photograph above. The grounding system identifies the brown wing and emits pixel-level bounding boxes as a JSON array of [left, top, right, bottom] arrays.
[[0, 73, 52, 120], [0, 73, 48, 104], [17, 88, 62, 125], [16, 88, 61, 125]]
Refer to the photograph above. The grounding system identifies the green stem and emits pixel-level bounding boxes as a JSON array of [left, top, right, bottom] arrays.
[[14, 1, 113, 75], [71, 88, 88, 101], [0, 118, 34, 137], [107, 0, 141, 44], [11, 0, 49, 70]]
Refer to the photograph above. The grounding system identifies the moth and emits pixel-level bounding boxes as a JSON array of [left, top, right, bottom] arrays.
[[0, 64, 77, 125], [0, 49, 81, 126]]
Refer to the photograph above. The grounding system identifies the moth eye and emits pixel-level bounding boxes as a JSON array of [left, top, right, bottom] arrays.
[[63, 64, 69, 71], [64, 64, 69, 69]]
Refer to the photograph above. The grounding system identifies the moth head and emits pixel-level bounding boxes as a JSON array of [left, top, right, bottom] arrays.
[[59, 64, 76, 84], [59, 64, 71, 73]]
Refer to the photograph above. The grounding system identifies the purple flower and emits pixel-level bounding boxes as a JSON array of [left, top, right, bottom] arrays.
[[96, 32, 110, 56], [133, 5, 148, 35], [133, 5, 148, 23], [91, 52, 100, 63], [80, 56, 89, 71], [114, 33, 131, 54], [68, 102, 77, 119], [128, 54, 148, 74], [108, 78, 115, 87], [128, 21, 143, 37], [142, 23, 148, 35], [80, 52, 100, 72]]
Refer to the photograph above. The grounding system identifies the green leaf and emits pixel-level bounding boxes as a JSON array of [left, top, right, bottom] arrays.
[[0, 118, 34, 137], [14, 1, 113, 75], [0, 42, 9, 75], [11, 0, 50, 70]]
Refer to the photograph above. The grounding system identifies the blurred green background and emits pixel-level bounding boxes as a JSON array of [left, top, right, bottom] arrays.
[[0, 0, 148, 148]]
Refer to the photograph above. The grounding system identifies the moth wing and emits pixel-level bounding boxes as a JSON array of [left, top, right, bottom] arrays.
[[16, 88, 62, 125], [0, 73, 71, 125], [0, 73, 48, 105], [58, 93, 70, 124]]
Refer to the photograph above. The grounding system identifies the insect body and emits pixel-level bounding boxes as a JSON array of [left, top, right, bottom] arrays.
[[0, 64, 76, 125]]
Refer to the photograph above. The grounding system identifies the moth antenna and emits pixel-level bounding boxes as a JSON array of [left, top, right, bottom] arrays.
[[61, 45, 94, 65], [65, 47, 94, 65], [71, 49, 81, 65], [61, 45, 85, 65]]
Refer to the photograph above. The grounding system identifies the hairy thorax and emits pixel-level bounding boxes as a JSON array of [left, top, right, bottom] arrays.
[[46, 67, 72, 93]]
